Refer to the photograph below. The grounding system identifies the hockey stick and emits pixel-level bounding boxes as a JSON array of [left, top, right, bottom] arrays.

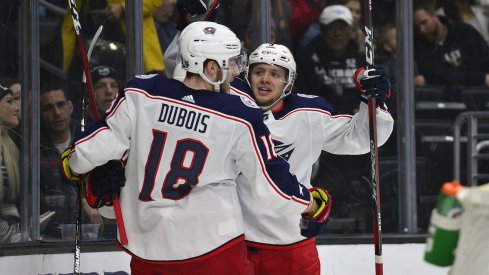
[[363, 1, 383, 274], [66, 2, 127, 274]]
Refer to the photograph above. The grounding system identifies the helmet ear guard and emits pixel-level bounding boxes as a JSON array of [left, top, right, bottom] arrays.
[[179, 21, 242, 91], [245, 43, 297, 110]]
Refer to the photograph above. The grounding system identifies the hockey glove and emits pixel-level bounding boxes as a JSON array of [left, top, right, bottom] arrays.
[[176, 0, 220, 30], [85, 160, 125, 208], [60, 147, 82, 183], [300, 187, 332, 238], [354, 64, 392, 108]]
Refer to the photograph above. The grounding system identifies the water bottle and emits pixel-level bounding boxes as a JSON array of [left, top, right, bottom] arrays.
[[424, 180, 464, 266]]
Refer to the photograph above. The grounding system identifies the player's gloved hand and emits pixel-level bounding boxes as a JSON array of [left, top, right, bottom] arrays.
[[300, 187, 332, 238], [60, 147, 82, 183], [177, 0, 220, 30], [85, 160, 125, 208], [354, 64, 392, 108]]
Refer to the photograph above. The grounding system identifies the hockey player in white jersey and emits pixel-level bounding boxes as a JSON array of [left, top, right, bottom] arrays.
[[230, 43, 394, 274], [61, 22, 331, 274]]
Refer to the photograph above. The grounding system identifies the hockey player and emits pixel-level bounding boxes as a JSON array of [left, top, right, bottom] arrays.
[[229, 43, 394, 274], [61, 22, 330, 274]]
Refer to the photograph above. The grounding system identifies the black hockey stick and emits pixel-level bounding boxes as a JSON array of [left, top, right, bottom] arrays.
[[363, 1, 383, 274], [66, 1, 127, 274]]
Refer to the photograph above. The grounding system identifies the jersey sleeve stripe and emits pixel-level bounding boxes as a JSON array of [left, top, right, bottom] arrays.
[[279, 108, 353, 120]]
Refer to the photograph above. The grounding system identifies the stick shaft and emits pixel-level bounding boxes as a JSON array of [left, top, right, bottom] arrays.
[[363, 1, 383, 274], [66, 5, 128, 272]]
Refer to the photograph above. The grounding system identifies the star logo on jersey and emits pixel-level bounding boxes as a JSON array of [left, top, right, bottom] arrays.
[[272, 139, 294, 161]]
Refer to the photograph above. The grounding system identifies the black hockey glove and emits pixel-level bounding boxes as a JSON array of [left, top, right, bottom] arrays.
[[354, 64, 392, 108], [176, 0, 220, 30], [300, 187, 332, 238], [85, 160, 125, 208]]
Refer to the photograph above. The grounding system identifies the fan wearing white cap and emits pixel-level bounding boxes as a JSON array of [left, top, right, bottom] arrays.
[[229, 41, 394, 274], [296, 4, 365, 114]]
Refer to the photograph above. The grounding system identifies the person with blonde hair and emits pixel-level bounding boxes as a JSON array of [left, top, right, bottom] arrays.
[[0, 84, 21, 243]]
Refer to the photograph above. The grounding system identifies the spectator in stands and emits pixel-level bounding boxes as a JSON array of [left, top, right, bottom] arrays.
[[413, 1, 489, 87], [436, 0, 489, 46], [296, 4, 364, 114], [153, 0, 178, 53], [0, 84, 21, 243], [344, 0, 365, 54], [376, 24, 426, 86], [62, 0, 164, 75], [0, 78, 21, 122], [221, 0, 292, 49], [39, 81, 102, 238], [242, 19, 277, 54], [289, 0, 328, 51], [91, 65, 120, 115]]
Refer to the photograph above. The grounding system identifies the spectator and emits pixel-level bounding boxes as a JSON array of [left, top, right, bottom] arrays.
[[62, 0, 164, 75], [153, 0, 178, 53], [289, 0, 328, 51], [39, 81, 101, 238], [242, 19, 277, 54], [91, 65, 120, 115], [436, 0, 489, 46], [344, 0, 365, 53], [221, 0, 292, 48], [296, 5, 364, 114], [375, 24, 426, 86], [0, 84, 21, 243], [413, 1, 489, 87], [0, 78, 21, 125]]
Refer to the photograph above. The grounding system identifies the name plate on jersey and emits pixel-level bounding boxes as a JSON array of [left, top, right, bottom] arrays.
[[156, 102, 211, 136]]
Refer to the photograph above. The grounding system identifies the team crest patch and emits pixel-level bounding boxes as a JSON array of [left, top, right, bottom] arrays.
[[135, 73, 158, 79], [203, 27, 216, 35], [240, 96, 260, 108]]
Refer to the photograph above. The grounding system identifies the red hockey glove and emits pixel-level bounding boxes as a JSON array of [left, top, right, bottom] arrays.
[[85, 160, 126, 208], [354, 64, 392, 108], [176, 0, 220, 30], [60, 147, 82, 184], [300, 187, 332, 238]]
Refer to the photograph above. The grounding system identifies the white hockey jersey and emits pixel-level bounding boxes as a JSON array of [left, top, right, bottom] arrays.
[[230, 79, 394, 247], [68, 75, 313, 261]]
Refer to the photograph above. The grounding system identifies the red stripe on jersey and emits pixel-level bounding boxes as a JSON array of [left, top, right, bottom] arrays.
[[124, 88, 309, 206], [229, 86, 255, 102], [73, 127, 109, 147]]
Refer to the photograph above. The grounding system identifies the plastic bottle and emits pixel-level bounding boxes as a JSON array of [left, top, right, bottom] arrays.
[[424, 180, 464, 266]]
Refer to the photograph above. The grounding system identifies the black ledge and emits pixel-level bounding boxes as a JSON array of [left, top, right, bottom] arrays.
[[0, 234, 428, 257]]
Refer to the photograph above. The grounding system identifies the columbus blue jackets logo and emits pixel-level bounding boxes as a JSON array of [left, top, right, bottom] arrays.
[[272, 140, 294, 161], [203, 27, 216, 35], [240, 96, 260, 108]]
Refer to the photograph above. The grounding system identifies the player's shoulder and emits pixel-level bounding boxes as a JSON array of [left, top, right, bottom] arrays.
[[123, 73, 182, 96], [281, 93, 337, 114], [230, 77, 254, 100], [214, 91, 263, 123]]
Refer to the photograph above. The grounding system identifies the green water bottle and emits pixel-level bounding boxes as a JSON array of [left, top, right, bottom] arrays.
[[424, 180, 464, 266]]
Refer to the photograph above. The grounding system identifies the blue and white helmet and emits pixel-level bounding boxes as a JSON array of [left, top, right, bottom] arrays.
[[246, 43, 297, 110], [179, 21, 245, 91]]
